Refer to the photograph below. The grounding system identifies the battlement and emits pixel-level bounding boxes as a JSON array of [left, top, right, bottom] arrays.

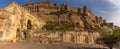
[[23, 2, 96, 16]]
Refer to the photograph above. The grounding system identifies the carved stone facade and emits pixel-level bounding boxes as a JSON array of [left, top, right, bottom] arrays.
[[31, 31, 99, 44], [0, 2, 45, 42]]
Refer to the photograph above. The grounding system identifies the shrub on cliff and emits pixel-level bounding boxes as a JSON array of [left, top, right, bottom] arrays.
[[43, 22, 73, 31], [59, 25, 73, 31], [43, 22, 57, 30]]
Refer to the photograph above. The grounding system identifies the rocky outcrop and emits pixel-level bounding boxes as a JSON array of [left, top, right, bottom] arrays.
[[0, 2, 45, 42]]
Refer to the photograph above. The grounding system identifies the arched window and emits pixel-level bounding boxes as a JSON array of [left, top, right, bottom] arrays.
[[17, 28, 20, 32], [23, 32, 27, 38], [16, 28, 20, 37], [27, 20, 32, 29]]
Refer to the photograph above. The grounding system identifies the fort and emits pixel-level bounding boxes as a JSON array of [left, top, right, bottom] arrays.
[[0, 1, 116, 46]]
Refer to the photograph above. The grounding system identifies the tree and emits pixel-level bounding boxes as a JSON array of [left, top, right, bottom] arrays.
[[99, 28, 120, 49]]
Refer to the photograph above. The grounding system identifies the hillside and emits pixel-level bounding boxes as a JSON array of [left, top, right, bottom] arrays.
[[23, 1, 114, 32]]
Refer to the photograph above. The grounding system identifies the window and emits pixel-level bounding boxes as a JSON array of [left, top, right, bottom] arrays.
[[17, 28, 20, 32], [23, 32, 27, 38], [16, 28, 20, 38]]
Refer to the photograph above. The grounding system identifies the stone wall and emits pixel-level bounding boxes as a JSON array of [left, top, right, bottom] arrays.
[[61, 4, 78, 12], [23, 1, 59, 16], [29, 31, 99, 44]]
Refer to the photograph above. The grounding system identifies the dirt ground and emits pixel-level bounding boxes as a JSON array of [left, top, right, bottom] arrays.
[[0, 42, 107, 49]]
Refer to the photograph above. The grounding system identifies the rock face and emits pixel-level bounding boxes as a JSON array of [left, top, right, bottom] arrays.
[[0, 2, 45, 42]]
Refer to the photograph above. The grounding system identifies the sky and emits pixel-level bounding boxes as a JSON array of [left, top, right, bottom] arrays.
[[0, 0, 120, 26]]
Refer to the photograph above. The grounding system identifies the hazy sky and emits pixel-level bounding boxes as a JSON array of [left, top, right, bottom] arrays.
[[0, 0, 120, 26]]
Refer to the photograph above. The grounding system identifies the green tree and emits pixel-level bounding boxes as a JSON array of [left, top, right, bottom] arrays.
[[99, 29, 120, 49]]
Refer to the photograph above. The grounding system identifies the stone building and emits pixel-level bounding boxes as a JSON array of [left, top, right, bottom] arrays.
[[0, 2, 45, 42]]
